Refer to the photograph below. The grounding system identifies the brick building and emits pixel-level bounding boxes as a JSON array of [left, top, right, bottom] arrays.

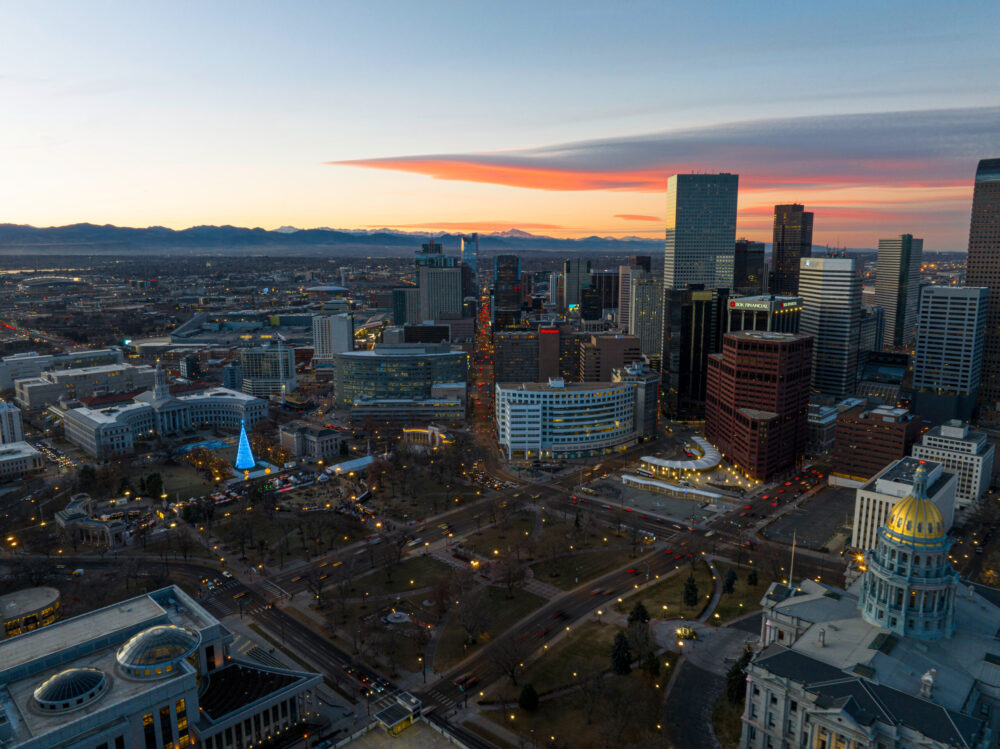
[[831, 404, 923, 481], [705, 331, 813, 481]]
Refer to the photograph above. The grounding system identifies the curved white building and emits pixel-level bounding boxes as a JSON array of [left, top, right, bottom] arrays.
[[495, 379, 637, 460]]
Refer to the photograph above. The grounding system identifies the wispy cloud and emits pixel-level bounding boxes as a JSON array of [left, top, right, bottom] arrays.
[[614, 214, 662, 222], [366, 220, 565, 232], [331, 106, 999, 193]]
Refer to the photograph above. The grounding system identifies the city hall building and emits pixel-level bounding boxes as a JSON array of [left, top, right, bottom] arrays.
[[0, 586, 321, 749]]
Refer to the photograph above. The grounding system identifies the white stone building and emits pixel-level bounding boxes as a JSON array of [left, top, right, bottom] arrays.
[[912, 420, 995, 516]]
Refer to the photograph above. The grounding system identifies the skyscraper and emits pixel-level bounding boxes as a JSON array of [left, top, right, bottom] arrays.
[[733, 239, 765, 295], [964, 158, 1000, 421], [771, 204, 814, 295], [493, 254, 522, 329], [418, 266, 464, 321], [912, 286, 987, 422], [0, 400, 23, 444], [662, 173, 739, 290], [799, 256, 861, 398], [460, 233, 478, 275], [562, 258, 591, 307], [618, 260, 650, 332], [629, 274, 663, 360], [876, 234, 924, 348], [240, 342, 297, 397]]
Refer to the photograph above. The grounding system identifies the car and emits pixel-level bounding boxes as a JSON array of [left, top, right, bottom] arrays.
[[551, 610, 569, 621], [222, 571, 233, 579]]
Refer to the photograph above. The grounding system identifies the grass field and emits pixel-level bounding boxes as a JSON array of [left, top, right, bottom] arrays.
[[517, 620, 619, 694], [614, 559, 715, 619], [712, 693, 744, 748], [710, 563, 771, 625], [434, 586, 546, 672], [530, 547, 638, 590], [461, 514, 536, 558], [352, 555, 454, 598]]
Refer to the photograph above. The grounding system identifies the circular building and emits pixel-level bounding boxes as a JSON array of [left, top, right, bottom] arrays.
[[1, 586, 60, 639], [858, 462, 959, 640], [33, 667, 108, 713], [116, 624, 201, 679]]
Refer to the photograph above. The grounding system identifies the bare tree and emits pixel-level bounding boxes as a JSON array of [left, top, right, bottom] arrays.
[[456, 588, 491, 645], [490, 634, 527, 687], [496, 557, 525, 599], [303, 567, 328, 606], [574, 658, 606, 725]]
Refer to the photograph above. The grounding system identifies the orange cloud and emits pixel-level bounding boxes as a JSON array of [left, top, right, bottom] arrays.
[[614, 213, 662, 222]]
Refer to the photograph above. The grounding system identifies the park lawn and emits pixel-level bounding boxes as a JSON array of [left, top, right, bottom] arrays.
[[615, 559, 714, 619], [518, 620, 620, 694], [461, 514, 536, 558], [712, 693, 745, 749], [156, 463, 218, 501], [709, 564, 771, 625], [434, 586, 546, 672], [530, 547, 638, 590], [535, 513, 619, 551], [353, 555, 453, 598], [480, 673, 665, 749]]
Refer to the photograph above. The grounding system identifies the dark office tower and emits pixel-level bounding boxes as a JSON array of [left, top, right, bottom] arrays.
[[579, 286, 603, 321], [590, 270, 620, 310], [629, 256, 652, 273], [733, 239, 765, 295], [875, 234, 923, 348], [771, 204, 814, 295], [460, 233, 478, 275], [421, 240, 442, 254], [660, 284, 730, 419], [493, 254, 522, 330], [965, 158, 1000, 422], [563, 258, 592, 307]]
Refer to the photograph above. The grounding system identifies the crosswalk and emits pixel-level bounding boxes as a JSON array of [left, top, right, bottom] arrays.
[[425, 687, 461, 711]]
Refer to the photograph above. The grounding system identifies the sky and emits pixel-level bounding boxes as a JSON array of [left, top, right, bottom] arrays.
[[2, 1, 999, 249]]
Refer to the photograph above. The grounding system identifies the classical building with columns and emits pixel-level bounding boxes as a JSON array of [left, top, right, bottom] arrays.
[[0, 585, 321, 749], [742, 463, 999, 749], [62, 364, 266, 458]]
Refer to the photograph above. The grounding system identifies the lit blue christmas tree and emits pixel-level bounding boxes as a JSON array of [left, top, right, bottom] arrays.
[[234, 420, 256, 471]]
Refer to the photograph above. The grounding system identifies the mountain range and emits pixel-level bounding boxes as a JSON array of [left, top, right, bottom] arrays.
[[0, 222, 664, 256]]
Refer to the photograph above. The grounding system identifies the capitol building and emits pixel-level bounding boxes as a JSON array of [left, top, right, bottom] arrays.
[[744, 462, 1000, 748], [62, 364, 266, 459]]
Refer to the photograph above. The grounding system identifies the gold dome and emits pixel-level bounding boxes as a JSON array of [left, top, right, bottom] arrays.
[[883, 462, 945, 543]]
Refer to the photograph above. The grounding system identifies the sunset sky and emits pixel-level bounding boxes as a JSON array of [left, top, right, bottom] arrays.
[[2, 1, 999, 249]]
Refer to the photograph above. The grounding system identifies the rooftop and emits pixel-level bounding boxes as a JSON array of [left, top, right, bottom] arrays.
[[198, 663, 299, 721], [0, 441, 42, 461], [0, 587, 59, 621]]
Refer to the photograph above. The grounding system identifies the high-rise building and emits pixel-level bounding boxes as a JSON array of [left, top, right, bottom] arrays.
[[493, 255, 522, 329], [178, 355, 200, 380], [913, 420, 995, 516], [663, 173, 739, 290], [963, 158, 1000, 421], [770, 204, 814, 295], [629, 255, 652, 273], [331, 343, 467, 409], [240, 342, 297, 397], [912, 286, 987, 422], [799, 256, 861, 398], [705, 331, 813, 481], [578, 335, 641, 382], [418, 266, 464, 321], [589, 270, 620, 311], [618, 259, 654, 331], [876, 234, 924, 348], [725, 295, 801, 334], [460, 233, 478, 275], [221, 361, 242, 390], [0, 400, 23, 444], [612, 363, 660, 440], [312, 313, 354, 359], [831, 404, 922, 482], [579, 286, 603, 321], [733, 239, 765, 296], [858, 304, 886, 357], [391, 286, 420, 325], [629, 274, 663, 360], [660, 284, 730, 418], [562, 259, 592, 308]]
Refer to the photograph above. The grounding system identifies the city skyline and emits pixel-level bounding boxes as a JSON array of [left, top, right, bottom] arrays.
[[2, 2, 999, 248]]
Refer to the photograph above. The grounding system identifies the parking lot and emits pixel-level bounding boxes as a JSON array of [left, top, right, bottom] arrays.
[[762, 485, 855, 552]]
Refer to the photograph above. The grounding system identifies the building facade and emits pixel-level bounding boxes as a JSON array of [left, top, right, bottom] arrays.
[[562, 259, 591, 308], [912, 420, 995, 515], [418, 266, 464, 322], [0, 348, 124, 390], [0, 400, 23, 444], [629, 274, 663, 360], [331, 343, 468, 409], [733, 239, 765, 296], [495, 380, 639, 460], [770, 204, 813, 295], [831, 404, 922, 482], [14, 364, 157, 410], [705, 331, 813, 480], [279, 422, 345, 461], [912, 285, 987, 423], [578, 335, 641, 382], [0, 585, 321, 749], [663, 173, 739, 290], [239, 343, 297, 397], [876, 234, 924, 348], [726, 295, 801, 334], [964, 158, 1000, 422], [0, 442, 44, 481], [460, 233, 478, 276], [799, 256, 861, 398], [492, 255, 522, 329], [312, 313, 353, 359]]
